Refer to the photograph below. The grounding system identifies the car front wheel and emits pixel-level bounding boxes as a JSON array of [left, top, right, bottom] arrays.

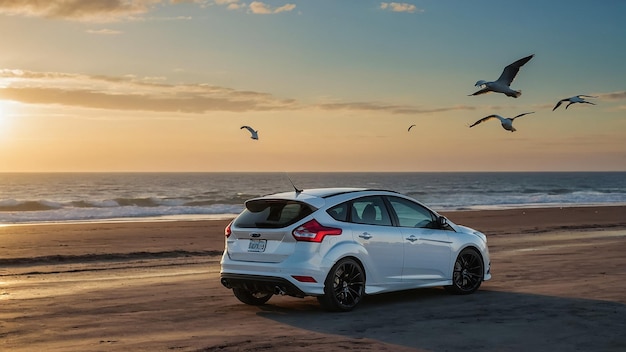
[[232, 288, 273, 305], [318, 258, 365, 312], [445, 247, 484, 295]]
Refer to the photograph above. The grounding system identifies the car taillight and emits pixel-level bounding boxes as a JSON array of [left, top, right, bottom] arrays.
[[292, 275, 317, 283], [225, 221, 232, 238], [292, 219, 342, 242]]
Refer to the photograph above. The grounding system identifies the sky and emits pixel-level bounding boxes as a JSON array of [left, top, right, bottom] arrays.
[[0, 0, 625, 172]]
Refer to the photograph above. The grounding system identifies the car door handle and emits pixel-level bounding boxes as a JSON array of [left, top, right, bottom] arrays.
[[406, 235, 418, 242], [359, 232, 372, 240]]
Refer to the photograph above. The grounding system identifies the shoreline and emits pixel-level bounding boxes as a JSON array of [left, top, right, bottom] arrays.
[[442, 204, 626, 235], [0, 213, 239, 228], [1, 203, 625, 228]]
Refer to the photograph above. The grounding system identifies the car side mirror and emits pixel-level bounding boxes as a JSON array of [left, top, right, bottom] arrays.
[[437, 216, 448, 228]]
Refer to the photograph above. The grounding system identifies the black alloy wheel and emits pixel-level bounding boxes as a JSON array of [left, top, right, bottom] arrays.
[[446, 248, 484, 295], [318, 258, 365, 312]]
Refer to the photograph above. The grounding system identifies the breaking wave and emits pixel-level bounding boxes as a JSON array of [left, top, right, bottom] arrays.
[[0, 197, 243, 224]]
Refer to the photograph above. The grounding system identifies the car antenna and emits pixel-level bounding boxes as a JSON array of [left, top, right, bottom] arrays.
[[285, 172, 303, 195]]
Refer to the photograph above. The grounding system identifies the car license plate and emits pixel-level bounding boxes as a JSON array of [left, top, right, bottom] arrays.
[[248, 239, 267, 252]]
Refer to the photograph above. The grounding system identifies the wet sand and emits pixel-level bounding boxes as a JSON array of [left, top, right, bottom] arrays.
[[1, 206, 625, 351]]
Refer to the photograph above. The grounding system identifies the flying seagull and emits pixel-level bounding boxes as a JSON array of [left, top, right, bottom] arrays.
[[552, 95, 597, 111], [408, 124, 416, 132], [469, 112, 535, 132], [240, 125, 259, 140], [470, 54, 534, 98]]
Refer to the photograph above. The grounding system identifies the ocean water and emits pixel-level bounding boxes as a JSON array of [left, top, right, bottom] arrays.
[[0, 172, 625, 224]]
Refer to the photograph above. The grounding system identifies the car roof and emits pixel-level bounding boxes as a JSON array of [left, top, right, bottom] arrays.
[[246, 188, 402, 209], [259, 187, 363, 199]]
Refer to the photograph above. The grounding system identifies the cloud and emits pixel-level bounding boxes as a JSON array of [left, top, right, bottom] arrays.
[[0, 69, 298, 113], [249, 1, 295, 14], [0, 0, 295, 21], [211, 0, 295, 13], [380, 2, 423, 14], [170, 0, 207, 3], [597, 91, 626, 101], [212, 0, 245, 10], [86, 28, 123, 35], [0, 69, 473, 116], [0, 0, 162, 22], [315, 102, 476, 115], [273, 3, 296, 13]]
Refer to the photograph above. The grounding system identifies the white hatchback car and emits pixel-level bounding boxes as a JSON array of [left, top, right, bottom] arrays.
[[220, 188, 491, 311]]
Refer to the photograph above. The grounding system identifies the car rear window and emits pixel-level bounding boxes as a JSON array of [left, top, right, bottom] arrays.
[[234, 200, 315, 228]]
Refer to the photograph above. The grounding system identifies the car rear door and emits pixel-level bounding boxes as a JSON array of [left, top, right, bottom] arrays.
[[349, 196, 404, 285]]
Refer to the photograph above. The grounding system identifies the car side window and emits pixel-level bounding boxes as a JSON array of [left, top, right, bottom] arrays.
[[350, 196, 392, 226], [388, 196, 435, 228]]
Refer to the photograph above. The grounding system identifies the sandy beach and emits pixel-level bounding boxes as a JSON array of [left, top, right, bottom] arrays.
[[1, 206, 625, 351]]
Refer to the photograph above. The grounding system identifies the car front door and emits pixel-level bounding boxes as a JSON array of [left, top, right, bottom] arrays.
[[386, 196, 452, 284]]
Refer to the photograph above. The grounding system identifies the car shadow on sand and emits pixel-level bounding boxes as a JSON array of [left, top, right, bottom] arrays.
[[256, 288, 626, 352]]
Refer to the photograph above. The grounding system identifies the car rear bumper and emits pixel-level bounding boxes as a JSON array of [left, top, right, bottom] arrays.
[[220, 250, 329, 296], [220, 273, 308, 297]]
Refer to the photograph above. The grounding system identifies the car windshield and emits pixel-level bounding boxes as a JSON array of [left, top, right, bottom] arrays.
[[235, 200, 315, 228]]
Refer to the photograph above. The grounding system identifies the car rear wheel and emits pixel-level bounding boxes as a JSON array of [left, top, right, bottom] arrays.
[[232, 288, 273, 305], [445, 247, 484, 295], [317, 258, 365, 312]]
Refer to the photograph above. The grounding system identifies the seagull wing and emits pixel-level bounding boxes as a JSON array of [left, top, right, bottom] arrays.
[[469, 87, 491, 96], [240, 125, 258, 139], [408, 124, 416, 132], [469, 115, 498, 128], [511, 112, 535, 120], [496, 54, 534, 86], [552, 99, 566, 111], [578, 95, 597, 98]]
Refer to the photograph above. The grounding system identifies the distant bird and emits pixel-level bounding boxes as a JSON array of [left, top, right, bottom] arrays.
[[469, 112, 535, 132], [552, 95, 597, 111], [408, 124, 416, 132], [240, 125, 258, 140], [470, 54, 534, 98]]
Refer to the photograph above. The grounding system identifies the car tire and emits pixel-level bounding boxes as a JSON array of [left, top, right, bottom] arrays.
[[232, 288, 273, 305], [445, 247, 484, 295], [317, 257, 365, 312]]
